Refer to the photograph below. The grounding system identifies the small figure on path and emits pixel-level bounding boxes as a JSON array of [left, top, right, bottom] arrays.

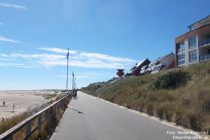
[[12, 103, 15, 113], [3, 101, 5, 107]]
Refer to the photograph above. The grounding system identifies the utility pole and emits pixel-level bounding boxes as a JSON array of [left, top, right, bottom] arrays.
[[72, 72, 77, 98], [74, 77, 77, 89], [66, 48, 69, 92], [72, 72, 74, 90]]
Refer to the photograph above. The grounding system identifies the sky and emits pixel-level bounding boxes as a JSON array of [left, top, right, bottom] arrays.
[[0, 0, 210, 90]]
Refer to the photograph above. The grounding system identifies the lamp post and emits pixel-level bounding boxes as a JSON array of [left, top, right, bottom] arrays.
[[66, 48, 69, 93], [72, 72, 75, 90]]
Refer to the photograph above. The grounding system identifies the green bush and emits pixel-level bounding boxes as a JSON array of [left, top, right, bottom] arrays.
[[152, 70, 190, 89]]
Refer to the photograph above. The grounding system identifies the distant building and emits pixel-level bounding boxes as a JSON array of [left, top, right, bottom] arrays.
[[175, 15, 210, 67], [117, 69, 124, 78], [151, 52, 175, 74], [142, 60, 159, 74], [140, 53, 175, 75], [129, 58, 151, 76]]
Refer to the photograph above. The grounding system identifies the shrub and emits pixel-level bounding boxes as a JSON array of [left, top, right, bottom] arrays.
[[197, 89, 210, 114], [181, 96, 192, 106], [144, 103, 154, 116], [152, 70, 190, 89], [187, 112, 204, 131], [156, 104, 174, 121]]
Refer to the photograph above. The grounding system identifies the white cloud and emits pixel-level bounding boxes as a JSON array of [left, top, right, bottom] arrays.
[[57, 74, 91, 79], [39, 48, 77, 54], [70, 60, 121, 68], [12, 53, 65, 60], [0, 36, 20, 43], [80, 52, 135, 62], [0, 62, 43, 69], [0, 49, 136, 69], [57, 72, 114, 80], [0, 3, 28, 10], [0, 54, 8, 57], [0, 62, 23, 67]]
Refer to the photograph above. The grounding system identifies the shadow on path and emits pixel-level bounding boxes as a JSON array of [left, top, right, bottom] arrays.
[[69, 107, 84, 114]]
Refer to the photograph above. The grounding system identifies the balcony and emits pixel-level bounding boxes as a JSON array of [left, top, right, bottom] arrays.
[[177, 48, 185, 53], [199, 54, 210, 61], [199, 38, 210, 47]]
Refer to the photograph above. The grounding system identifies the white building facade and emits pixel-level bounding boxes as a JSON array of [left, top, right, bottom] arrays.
[[176, 15, 210, 67]]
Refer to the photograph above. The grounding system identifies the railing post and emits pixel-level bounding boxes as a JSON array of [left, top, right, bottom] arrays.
[[25, 121, 32, 140], [45, 110, 48, 121], [54, 104, 57, 113], [38, 114, 42, 138], [62, 99, 65, 109], [0, 94, 72, 140], [4, 134, 13, 140]]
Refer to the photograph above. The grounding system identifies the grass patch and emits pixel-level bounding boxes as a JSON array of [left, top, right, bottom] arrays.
[[42, 93, 58, 100], [0, 93, 68, 140], [0, 112, 30, 134], [82, 61, 210, 134]]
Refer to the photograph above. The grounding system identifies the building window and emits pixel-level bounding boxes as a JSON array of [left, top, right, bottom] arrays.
[[189, 50, 197, 62], [189, 36, 197, 49], [178, 43, 185, 53], [178, 60, 185, 65], [178, 54, 185, 65]]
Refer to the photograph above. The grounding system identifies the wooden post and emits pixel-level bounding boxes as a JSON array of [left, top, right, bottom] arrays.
[[38, 114, 42, 138], [0, 94, 71, 140], [54, 105, 57, 114], [25, 121, 32, 139], [5, 135, 13, 140], [45, 110, 48, 121]]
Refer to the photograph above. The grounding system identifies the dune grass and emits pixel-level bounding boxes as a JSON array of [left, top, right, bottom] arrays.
[[0, 93, 67, 139], [82, 61, 210, 134]]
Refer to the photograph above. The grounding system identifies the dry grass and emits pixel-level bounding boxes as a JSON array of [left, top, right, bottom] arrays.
[[82, 61, 210, 134], [0, 94, 69, 140], [0, 112, 30, 134]]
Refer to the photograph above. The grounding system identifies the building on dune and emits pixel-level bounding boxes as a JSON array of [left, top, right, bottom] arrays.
[[124, 53, 175, 77], [126, 58, 151, 76], [151, 52, 175, 74], [141, 52, 175, 75], [175, 15, 210, 67], [117, 15, 210, 78]]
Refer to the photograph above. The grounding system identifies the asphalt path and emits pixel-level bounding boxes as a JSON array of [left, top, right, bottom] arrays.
[[50, 92, 204, 140]]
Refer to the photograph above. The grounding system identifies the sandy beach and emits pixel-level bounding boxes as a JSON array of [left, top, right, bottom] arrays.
[[0, 90, 55, 119]]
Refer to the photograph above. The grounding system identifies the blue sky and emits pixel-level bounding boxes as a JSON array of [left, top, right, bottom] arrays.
[[0, 0, 210, 90]]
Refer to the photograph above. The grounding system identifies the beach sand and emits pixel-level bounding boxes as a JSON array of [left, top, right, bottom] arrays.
[[0, 90, 53, 119]]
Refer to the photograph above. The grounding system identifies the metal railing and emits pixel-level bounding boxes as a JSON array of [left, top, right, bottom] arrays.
[[0, 93, 72, 140], [177, 48, 185, 53], [200, 54, 210, 61], [199, 38, 210, 47]]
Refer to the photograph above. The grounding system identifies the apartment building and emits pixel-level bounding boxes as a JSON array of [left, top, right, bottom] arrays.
[[175, 15, 210, 67]]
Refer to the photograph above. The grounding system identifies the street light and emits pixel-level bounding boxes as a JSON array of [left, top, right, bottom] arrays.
[[66, 48, 69, 93]]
